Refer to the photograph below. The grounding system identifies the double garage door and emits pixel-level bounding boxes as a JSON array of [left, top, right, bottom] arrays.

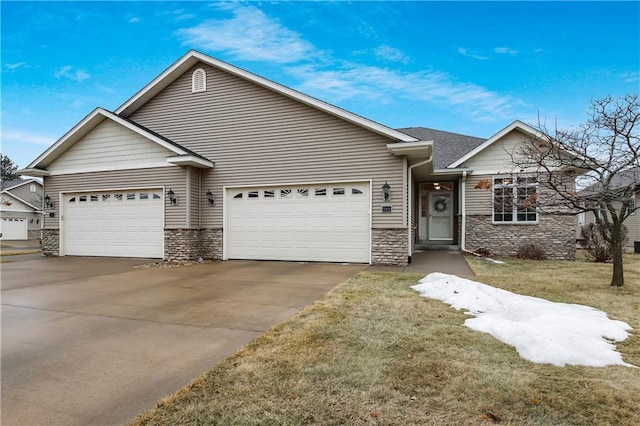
[[227, 182, 371, 263], [63, 189, 164, 258]]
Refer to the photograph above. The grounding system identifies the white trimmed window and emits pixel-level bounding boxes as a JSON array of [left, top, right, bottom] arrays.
[[192, 68, 206, 93], [493, 176, 538, 223], [30, 184, 37, 192]]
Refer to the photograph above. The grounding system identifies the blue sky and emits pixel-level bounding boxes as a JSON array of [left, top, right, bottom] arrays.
[[2, 1, 639, 170]]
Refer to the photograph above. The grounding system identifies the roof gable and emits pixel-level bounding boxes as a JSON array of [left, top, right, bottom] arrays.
[[447, 120, 543, 169], [115, 50, 418, 143], [0, 191, 40, 212], [20, 108, 213, 176], [1, 179, 41, 192]]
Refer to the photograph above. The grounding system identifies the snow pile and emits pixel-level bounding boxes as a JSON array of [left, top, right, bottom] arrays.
[[412, 273, 635, 367]]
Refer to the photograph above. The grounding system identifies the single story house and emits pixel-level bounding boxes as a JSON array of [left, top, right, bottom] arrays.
[[0, 179, 43, 240], [577, 167, 640, 252], [20, 50, 576, 264]]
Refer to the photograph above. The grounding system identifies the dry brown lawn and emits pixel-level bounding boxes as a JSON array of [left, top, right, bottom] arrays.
[[131, 253, 640, 426]]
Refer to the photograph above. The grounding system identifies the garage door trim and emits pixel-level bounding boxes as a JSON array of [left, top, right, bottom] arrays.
[[223, 180, 372, 263]]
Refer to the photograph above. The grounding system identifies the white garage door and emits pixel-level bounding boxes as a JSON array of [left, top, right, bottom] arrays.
[[63, 189, 164, 258], [227, 182, 370, 263], [0, 217, 27, 240]]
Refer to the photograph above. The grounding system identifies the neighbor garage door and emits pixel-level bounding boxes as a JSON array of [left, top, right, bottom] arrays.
[[0, 217, 27, 240], [226, 182, 370, 263], [63, 189, 164, 258]]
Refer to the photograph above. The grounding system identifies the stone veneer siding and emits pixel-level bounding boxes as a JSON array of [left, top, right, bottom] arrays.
[[200, 228, 223, 260], [466, 214, 576, 260], [42, 229, 59, 256], [372, 228, 408, 266], [28, 229, 42, 240], [164, 229, 201, 261]]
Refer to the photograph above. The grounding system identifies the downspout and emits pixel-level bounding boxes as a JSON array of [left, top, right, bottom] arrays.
[[461, 170, 467, 251], [407, 157, 432, 263]]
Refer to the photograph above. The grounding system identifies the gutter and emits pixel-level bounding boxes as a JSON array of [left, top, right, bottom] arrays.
[[460, 170, 467, 251]]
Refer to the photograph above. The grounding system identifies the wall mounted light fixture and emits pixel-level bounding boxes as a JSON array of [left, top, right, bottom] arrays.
[[382, 181, 391, 202], [206, 189, 215, 206], [44, 194, 54, 209], [167, 189, 178, 205]]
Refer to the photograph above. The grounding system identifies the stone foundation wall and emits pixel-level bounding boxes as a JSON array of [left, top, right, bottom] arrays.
[[41, 229, 59, 256], [164, 229, 201, 261], [372, 228, 408, 266], [28, 229, 42, 240], [200, 228, 223, 260], [466, 214, 576, 260]]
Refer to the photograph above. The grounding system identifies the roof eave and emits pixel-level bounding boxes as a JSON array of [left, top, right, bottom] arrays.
[[15, 168, 51, 177], [166, 155, 214, 169]]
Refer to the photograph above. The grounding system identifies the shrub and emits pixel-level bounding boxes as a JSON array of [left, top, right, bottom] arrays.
[[579, 223, 628, 262], [516, 243, 547, 260]]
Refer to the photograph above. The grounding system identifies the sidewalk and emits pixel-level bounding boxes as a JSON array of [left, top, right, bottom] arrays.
[[367, 250, 474, 276]]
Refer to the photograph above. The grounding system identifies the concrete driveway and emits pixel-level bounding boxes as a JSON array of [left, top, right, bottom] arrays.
[[1, 256, 366, 426]]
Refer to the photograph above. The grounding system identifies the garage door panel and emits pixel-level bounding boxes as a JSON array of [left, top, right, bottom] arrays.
[[64, 189, 163, 258], [227, 182, 370, 263]]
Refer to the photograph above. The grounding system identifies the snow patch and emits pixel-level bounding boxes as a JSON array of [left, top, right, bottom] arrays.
[[412, 273, 635, 368]]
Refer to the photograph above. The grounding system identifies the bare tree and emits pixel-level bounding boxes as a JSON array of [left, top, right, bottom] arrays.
[[514, 95, 639, 287]]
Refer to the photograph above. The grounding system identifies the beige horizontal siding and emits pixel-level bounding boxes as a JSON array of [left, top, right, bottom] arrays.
[[129, 62, 405, 229], [189, 167, 201, 228], [43, 167, 187, 229], [48, 120, 173, 175], [462, 130, 527, 173], [465, 175, 493, 215]]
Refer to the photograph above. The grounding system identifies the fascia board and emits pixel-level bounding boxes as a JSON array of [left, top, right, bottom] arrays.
[[15, 168, 50, 177], [386, 141, 433, 156], [116, 50, 418, 142], [448, 120, 545, 168]]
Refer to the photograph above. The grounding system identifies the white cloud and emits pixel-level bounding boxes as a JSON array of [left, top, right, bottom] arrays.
[[494, 47, 518, 55], [622, 72, 640, 83], [4, 62, 28, 71], [95, 83, 116, 94], [54, 65, 90, 82], [176, 2, 521, 122], [175, 3, 315, 64], [1, 129, 55, 146], [128, 17, 140, 23], [290, 62, 520, 121], [458, 47, 488, 61], [373, 45, 410, 64]]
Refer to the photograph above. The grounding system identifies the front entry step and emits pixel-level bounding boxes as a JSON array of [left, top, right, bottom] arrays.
[[416, 244, 460, 251]]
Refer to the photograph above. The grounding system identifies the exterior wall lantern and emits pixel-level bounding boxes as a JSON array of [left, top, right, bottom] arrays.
[[167, 189, 178, 205], [206, 189, 215, 206], [44, 194, 54, 209], [382, 181, 391, 202]]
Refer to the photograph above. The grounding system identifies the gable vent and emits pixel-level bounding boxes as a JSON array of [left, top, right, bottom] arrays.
[[192, 68, 206, 93]]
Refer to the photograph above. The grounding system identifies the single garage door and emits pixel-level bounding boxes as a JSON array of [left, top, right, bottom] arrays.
[[0, 217, 27, 240], [227, 182, 370, 263], [63, 189, 164, 258]]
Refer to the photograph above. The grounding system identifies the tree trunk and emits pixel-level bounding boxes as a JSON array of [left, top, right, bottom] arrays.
[[610, 225, 624, 287]]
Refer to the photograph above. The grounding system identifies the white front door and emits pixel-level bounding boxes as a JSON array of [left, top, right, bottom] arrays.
[[428, 191, 453, 240]]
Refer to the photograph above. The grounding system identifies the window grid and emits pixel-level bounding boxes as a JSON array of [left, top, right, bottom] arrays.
[[493, 176, 538, 223]]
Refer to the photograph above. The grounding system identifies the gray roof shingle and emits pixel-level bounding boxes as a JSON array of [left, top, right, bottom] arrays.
[[397, 127, 485, 169]]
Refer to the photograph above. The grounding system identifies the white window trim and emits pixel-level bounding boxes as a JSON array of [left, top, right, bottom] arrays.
[[491, 175, 539, 224], [192, 68, 206, 93]]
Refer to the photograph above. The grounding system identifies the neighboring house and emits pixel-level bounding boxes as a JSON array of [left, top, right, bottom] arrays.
[[19, 50, 576, 264], [577, 167, 640, 252], [0, 179, 43, 240]]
